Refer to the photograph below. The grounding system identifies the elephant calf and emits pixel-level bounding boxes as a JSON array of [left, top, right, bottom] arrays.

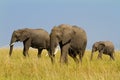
[[91, 41, 115, 60], [9, 28, 53, 59]]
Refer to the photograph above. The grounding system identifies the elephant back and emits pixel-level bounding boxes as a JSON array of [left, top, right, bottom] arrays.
[[103, 41, 114, 49], [72, 26, 87, 41]]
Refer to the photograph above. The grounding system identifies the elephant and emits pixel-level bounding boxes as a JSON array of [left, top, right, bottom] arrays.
[[9, 28, 54, 61], [50, 24, 87, 64], [90, 41, 115, 60]]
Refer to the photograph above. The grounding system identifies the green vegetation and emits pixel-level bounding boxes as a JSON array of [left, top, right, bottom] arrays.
[[0, 48, 120, 80]]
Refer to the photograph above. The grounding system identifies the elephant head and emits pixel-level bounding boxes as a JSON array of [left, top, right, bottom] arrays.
[[50, 27, 61, 55], [90, 41, 105, 60], [9, 28, 30, 56]]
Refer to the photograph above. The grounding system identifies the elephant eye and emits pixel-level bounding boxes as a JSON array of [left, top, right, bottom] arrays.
[[15, 35, 19, 38], [14, 35, 17, 38], [95, 47, 98, 50], [56, 35, 60, 38], [56, 33, 61, 39]]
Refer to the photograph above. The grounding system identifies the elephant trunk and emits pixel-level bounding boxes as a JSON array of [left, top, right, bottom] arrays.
[[9, 45, 13, 56], [9, 37, 16, 56], [50, 40, 58, 55], [50, 42, 55, 63], [90, 49, 94, 60], [50, 35, 58, 63]]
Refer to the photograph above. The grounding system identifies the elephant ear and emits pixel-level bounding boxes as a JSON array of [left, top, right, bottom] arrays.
[[62, 29, 74, 45], [20, 30, 30, 41], [98, 43, 105, 51]]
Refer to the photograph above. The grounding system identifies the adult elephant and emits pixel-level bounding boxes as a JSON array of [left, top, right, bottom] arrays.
[[50, 24, 87, 64], [9, 28, 54, 61], [90, 41, 115, 60]]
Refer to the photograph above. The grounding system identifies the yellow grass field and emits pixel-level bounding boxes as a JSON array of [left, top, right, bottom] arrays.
[[0, 48, 120, 80]]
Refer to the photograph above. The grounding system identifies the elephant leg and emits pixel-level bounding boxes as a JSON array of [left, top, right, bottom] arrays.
[[60, 50, 68, 64], [68, 49, 79, 64], [47, 49, 55, 64], [78, 49, 85, 63], [109, 53, 115, 60], [90, 52, 94, 60], [23, 47, 29, 57], [97, 52, 102, 59], [23, 41, 30, 57], [97, 53, 102, 59], [38, 49, 43, 58], [60, 44, 69, 64], [97, 54, 100, 59], [79, 53, 82, 63]]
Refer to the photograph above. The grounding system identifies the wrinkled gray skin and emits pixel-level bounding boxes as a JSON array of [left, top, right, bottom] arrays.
[[50, 24, 87, 64], [91, 41, 115, 60], [9, 28, 53, 61]]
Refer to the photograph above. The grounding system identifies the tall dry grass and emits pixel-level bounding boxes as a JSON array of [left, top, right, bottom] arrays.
[[0, 48, 120, 80]]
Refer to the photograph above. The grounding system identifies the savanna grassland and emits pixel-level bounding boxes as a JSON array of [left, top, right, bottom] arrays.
[[0, 48, 120, 80]]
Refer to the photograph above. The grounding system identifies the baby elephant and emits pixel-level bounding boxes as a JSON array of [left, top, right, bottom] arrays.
[[90, 41, 115, 60]]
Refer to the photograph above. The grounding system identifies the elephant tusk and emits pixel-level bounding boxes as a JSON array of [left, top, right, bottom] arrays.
[[46, 46, 59, 56], [54, 47, 58, 55], [10, 42, 15, 46], [54, 46, 59, 55]]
